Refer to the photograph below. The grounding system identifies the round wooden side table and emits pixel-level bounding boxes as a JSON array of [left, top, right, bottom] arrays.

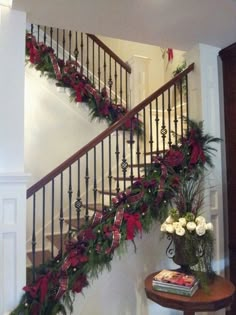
[[145, 272, 235, 315]]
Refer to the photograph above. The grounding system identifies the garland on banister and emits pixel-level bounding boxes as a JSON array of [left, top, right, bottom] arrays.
[[25, 33, 142, 133], [11, 120, 220, 315]]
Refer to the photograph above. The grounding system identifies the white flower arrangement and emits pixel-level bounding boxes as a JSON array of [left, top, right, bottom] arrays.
[[161, 209, 213, 237]]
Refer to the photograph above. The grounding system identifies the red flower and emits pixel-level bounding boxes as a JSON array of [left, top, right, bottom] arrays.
[[72, 275, 88, 293], [164, 149, 184, 167]]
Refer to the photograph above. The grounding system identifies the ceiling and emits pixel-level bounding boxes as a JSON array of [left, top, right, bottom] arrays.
[[12, 0, 236, 51]]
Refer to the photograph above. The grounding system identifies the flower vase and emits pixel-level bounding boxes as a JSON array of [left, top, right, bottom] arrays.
[[172, 237, 198, 273]]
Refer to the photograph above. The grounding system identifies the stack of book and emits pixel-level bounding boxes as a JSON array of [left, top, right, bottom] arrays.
[[152, 269, 199, 297]]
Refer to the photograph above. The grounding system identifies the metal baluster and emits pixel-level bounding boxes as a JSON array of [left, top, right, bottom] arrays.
[[98, 46, 101, 91], [56, 29, 59, 58], [31, 23, 34, 36], [149, 102, 153, 157], [161, 93, 167, 153], [68, 165, 73, 237], [86, 35, 89, 79], [43, 26, 46, 44], [115, 130, 120, 193], [180, 79, 184, 139], [62, 30, 66, 63], [125, 70, 128, 109], [74, 31, 79, 69], [68, 30, 72, 61], [155, 98, 159, 153], [37, 25, 40, 42], [75, 160, 82, 231], [59, 172, 64, 254], [50, 27, 53, 47], [81, 33, 84, 74], [32, 193, 36, 282], [114, 62, 118, 104], [129, 118, 134, 185], [185, 74, 189, 131], [108, 135, 112, 206], [120, 66, 123, 106], [121, 127, 128, 190], [51, 179, 55, 258], [103, 51, 107, 89], [167, 88, 172, 148], [174, 84, 178, 145], [42, 186, 45, 264], [143, 108, 147, 176], [92, 40, 95, 85], [85, 153, 89, 222], [101, 141, 105, 210], [136, 112, 141, 178], [93, 147, 97, 212], [108, 56, 113, 104]]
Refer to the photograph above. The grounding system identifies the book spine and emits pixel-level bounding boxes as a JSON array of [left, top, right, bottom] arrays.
[[152, 285, 193, 296]]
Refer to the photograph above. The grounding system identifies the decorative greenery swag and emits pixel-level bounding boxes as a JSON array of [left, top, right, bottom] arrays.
[[11, 120, 220, 314]]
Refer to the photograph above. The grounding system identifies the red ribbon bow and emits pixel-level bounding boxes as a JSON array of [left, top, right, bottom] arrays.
[[124, 213, 142, 240], [23, 272, 50, 303]]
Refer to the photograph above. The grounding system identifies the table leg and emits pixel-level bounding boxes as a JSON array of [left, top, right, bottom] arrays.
[[184, 311, 195, 315]]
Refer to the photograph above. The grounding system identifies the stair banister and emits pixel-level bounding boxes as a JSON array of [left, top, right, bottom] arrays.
[[27, 63, 194, 199]]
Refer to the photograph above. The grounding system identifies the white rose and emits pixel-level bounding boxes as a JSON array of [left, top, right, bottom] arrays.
[[173, 222, 182, 230], [175, 226, 186, 236], [165, 215, 174, 224], [206, 222, 214, 231], [160, 223, 167, 232], [186, 221, 196, 231], [195, 216, 206, 225], [196, 224, 206, 236], [179, 217, 187, 226], [166, 224, 175, 234]]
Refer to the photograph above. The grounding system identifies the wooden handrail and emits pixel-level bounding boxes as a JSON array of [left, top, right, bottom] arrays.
[[87, 34, 131, 74], [27, 63, 194, 198]]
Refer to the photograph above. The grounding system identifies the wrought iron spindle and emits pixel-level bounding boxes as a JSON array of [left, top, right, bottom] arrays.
[[155, 98, 159, 153], [56, 28, 59, 58], [120, 66, 123, 106], [74, 32, 79, 68], [98, 46, 101, 90], [92, 40, 95, 85], [125, 70, 128, 109], [103, 51, 107, 88], [43, 26, 46, 44], [180, 79, 184, 139], [136, 112, 141, 178], [59, 172, 64, 253], [50, 27, 53, 47], [80, 33, 84, 73], [31, 23, 34, 36], [75, 159, 82, 231], [167, 88, 172, 147], [149, 102, 153, 156], [174, 84, 178, 145], [86, 35, 89, 79], [68, 30, 72, 61], [62, 30, 66, 63], [161, 93, 167, 152], [32, 193, 36, 282], [42, 186, 46, 264], [108, 56, 112, 103], [68, 165, 73, 236], [108, 134, 112, 206], [114, 62, 118, 104], [85, 153, 90, 222], [129, 119, 134, 185], [121, 127, 128, 191], [101, 141, 105, 210], [51, 179, 55, 258], [93, 147, 97, 212], [143, 108, 147, 176], [115, 130, 120, 194], [185, 75, 189, 131], [37, 25, 40, 42]]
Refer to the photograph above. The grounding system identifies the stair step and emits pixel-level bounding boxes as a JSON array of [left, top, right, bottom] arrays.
[[113, 176, 139, 181], [27, 249, 51, 267], [145, 150, 166, 156], [64, 217, 87, 229]]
